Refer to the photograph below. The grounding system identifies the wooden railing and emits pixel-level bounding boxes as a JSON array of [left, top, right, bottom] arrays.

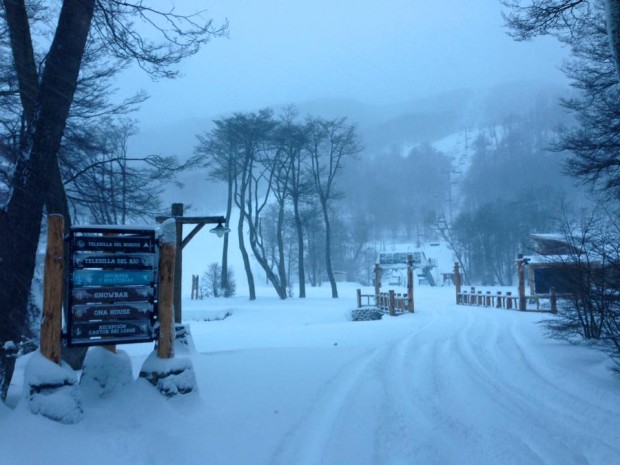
[[456, 286, 558, 313], [356, 289, 413, 316]]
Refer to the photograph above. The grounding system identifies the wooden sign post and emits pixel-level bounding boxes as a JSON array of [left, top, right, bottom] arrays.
[[40, 215, 65, 364], [156, 203, 227, 323], [157, 219, 176, 359]]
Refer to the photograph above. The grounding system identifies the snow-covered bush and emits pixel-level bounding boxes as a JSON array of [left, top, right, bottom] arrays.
[[201, 263, 236, 298], [351, 307, 384, 321]]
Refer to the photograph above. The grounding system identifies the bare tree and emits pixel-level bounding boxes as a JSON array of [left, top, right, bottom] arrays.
[[229, 110, 276, 300], [502, 0, 620, 199], [306, 117, 362, 298], [544, 208, 620, 367], [0, 0, 226, 402], [65, 118, 200, 224], [195, 119, 238, 297], [276, 108, 313, 298]]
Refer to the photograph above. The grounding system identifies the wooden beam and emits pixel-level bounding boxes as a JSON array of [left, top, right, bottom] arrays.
[[155, 216, 225, 225], [171, 204, 184, 324], [182, 223, 206, 250]]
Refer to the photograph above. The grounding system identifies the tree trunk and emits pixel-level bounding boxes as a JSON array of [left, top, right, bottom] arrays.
[[238, 208, 256, 300], [606, 0, 620, 79], [276, 200, 288, 294], [246, 213, 287, 300], [293, 198, 306, 298], [221, 176, 233, 293], [2, 0, 38, 122], [0, 0, 96, 401], [321, 200, 338, 298]]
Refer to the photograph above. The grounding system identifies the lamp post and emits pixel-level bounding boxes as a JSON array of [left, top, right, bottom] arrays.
[[156, 203, 229, 323]]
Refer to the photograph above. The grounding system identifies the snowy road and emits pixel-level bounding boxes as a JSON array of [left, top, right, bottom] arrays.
[[264, 289, 619, 465], [1, 285, 619, 465]]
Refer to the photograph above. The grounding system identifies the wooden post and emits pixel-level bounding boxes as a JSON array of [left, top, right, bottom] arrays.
[[389, 290, 396, 316], [171, 203, 184, 324], [407, 254, 414, 312], [453, 262, 461, 304], [103, 231, 117, 354], [486, 291, 492, 307], [158, 219, 176, 359], [357, 289, 362, 308], [374, 263, 381, 301], [517, 254, 526, 311], [550, 287, 557, 314], [496, 291, 502, 308], [191, 274, 199, 300], [40, 215, 64, 364], [506, 291, 513, 309]]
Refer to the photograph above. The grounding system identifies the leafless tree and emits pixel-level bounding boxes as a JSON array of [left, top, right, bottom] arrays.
[[306, 117, 362, 298], [195, 119, 238, 297], [0, 0, 226, 402], [503, 0, 620, 199], [544, 208, 620, 367]]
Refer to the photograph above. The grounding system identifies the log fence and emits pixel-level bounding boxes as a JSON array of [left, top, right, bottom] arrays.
[[356, 257, 415, 316], [453, 261, 558, 313]]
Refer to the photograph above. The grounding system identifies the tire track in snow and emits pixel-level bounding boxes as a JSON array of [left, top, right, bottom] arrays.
[[271, 302, 620, 465], [448, 311, 581, 464], [269, 312, 444, 465], [446, 307, 620, 464]]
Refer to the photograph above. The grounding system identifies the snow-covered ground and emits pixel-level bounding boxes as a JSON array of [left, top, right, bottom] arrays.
[[1, 283, 619, 465]]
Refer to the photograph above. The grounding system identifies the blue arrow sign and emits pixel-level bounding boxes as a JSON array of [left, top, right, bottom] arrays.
[[73, 270, 154, 286]]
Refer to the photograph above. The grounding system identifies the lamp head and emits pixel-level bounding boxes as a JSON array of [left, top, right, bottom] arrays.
[[209, 222, 230, 238]]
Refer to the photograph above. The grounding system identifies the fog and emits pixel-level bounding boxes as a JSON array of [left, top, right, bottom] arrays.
[[120, 0, 568, 130], [117, 1, 579, 290]]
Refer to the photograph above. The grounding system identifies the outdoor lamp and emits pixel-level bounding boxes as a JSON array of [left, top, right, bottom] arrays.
[[209, 222, 231, 238]]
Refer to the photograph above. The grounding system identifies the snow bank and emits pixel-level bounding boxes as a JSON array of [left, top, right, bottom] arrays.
[[80, 347, 133, 399], [139, 351, 197, 397], [23, 351, 83, 424], [1, 285, 618, 465]]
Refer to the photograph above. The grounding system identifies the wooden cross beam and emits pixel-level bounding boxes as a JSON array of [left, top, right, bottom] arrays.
[[156, 203, 227, 323]]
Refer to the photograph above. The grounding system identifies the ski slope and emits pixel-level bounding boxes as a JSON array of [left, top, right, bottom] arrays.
[[1, 284, 618, 465]]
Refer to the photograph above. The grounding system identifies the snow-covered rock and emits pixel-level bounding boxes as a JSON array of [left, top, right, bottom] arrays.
[[174, 323, 196, 354], [79, 347, 133, 399], [138, 351, 197, 398], [24, 351, 83, 424]]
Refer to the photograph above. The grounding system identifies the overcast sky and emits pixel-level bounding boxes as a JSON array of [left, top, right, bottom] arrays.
[[121, 0, 569, 128]]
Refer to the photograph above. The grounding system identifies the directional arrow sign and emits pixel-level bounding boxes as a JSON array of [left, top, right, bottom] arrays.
[[72, 303, 153, 321], [72, 236, 154, 253], [73, 253, 155, 270], [72, 286, 153, 304], [71, 320, 152, 345], [73, 270, 154, 287]]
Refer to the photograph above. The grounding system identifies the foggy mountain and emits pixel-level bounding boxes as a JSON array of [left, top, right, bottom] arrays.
[[128, 80, 568, 213]]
